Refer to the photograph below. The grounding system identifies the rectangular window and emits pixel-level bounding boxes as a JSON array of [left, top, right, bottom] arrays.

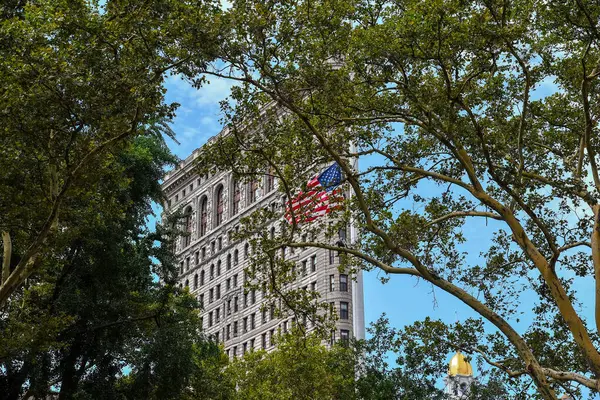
[[233, 274, 238, 287], [311, 281, 316, 292], [211, 241, 215, 254], [190, 183, 193, 192], [251, 289, 256, 304], [243, 317, 248, 333], [283, 320, 288, 333], [226, 324, 231, 340], [209, 288, 214, 303], [329, 249, 335, 264], [232, 346, 237, 357], [209, 312, 213, 327], [243, 342, 247, 355], [338, 227, 347, 242], [270, 303, 275, 320], [269, 329, 275, 346], [226, 278, 231, 291], [266, 170, 275, 192], [340, 302, 349, 319], [216, 308, 220, 323], [262, 333, 267, 349], [330, 330, 336, 346], [250, 339, 255, 350], [215, 331, 219, 343], [234, 296, 239, 312], [329, 275, 335, 292], [216, 285, 221, 300], [329, 302, 335, 316], [218, 237, 222, 250], [195, 251, 200, 265], [262, 309, 267, 324], [248, 180, 258, 204], [227, 299, 231, 315], [244, 293, 248, 307], [251, 313, 256, 329], [340, 329, 350, 346], [340, 274, 348, 292], [302, 260, 307, 276], [202, 247, 206, 260], [199, 294, 204, 309], [311, 255, 316, 272]]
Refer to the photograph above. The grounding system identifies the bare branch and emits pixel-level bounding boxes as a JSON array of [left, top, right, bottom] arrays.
[[286, 241, 422, 277], [542, 367, 599, 391], [2, 231, 11, 285], [425, 211, 502, 227], [558, 241, 591, 253]]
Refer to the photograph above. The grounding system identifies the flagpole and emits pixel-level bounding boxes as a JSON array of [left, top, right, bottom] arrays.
[[349, 140, 366, 340]]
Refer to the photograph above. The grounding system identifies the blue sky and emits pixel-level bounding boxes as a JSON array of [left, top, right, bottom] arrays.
[[161, 72, 598, 395]]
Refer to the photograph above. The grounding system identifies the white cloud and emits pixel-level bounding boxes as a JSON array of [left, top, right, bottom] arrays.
[[165, 73, 236, 108], [191, 76, 236, 107]]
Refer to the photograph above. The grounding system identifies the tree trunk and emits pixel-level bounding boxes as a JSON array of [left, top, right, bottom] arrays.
[[58, 336, 85, 400]]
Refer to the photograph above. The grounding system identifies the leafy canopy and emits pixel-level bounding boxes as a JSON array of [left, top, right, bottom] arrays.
[[171, 0, 600, 398]]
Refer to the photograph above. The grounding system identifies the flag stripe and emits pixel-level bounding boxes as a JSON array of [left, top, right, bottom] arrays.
[[284, 164, 343, 224]]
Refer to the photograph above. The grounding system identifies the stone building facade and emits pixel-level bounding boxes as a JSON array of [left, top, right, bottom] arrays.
[[161, 134, 365, 357]]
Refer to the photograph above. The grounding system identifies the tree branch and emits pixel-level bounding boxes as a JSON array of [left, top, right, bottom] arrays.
[[286, 241, 422, 277], [0, 106, 141, 307], [425, 211, 502, 227], [2, 231, 11, 285]]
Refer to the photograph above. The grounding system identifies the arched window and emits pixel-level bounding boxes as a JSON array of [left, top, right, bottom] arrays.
[[227, 254, 232, 270], [232, 180, 241, 216], [200, 270, 205, 285], [270, 226, 275, 240], [194, 274, 198, 289], [210, 264, 215, 279], [183, 206, 193, 248], [215, 185, 224, 227], [217, 260, 222, 276], [244, 243, 249, 259], [185, 279, 189, 288], [200, 197, 208, 236], [234, 249, 239, 265]]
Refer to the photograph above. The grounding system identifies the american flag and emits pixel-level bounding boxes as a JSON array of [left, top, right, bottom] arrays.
[[284, 163, 344, 224]]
